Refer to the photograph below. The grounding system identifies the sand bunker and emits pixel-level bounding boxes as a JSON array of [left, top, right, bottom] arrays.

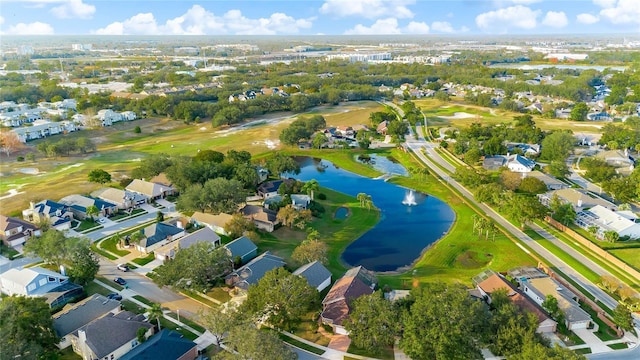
[[18, 168, 40, 175], [439, 112, 476, 120]]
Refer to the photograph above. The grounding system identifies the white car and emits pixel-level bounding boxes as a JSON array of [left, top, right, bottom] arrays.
[[98, 218, 106, 224], [116, 264, 129, 272]]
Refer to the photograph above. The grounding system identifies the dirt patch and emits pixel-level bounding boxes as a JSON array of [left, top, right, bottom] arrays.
[[455, 250, 491, 269], [18, 167, 40, 175]]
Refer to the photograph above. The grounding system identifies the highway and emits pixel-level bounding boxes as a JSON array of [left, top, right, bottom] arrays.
[[406, 125, 619, 310]]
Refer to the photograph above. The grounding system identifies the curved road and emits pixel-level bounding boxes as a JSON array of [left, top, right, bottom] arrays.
[[407, 126, 618, 311]]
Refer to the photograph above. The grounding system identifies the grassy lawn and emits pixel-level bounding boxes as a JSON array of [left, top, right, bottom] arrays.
[[0, 244, 19, 259], [206, 287, 231, 303], [181, 289, 220, 308], [290, 316, 331, 347], [608, 343, 629, 350], [57, 346, 82, 360], [90, 242, 118, 260], [76, 219, 102, 232], [347, 342, 394, 360], [609, 248, 640, 272], [83, 281, 113, 297], [158, 317, 199, 340], [111, 208, 146, 221], [256, 186, 380, 278], [575, 348, 592, 355], [579, 302, 621, 341], [278, 333, 326, 355], [100, 235, 131, 257], [132, 252, 155, 266], [132, 295, 155, 307], [166, 312, 206, 333]]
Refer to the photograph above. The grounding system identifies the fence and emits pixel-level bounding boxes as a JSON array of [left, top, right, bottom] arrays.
[[545, 217, 640, 284]]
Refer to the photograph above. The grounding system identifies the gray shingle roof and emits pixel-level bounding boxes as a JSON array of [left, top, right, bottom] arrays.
[[52, 294, 121, 337], [74, 311, 152, 359], [224, 236, 257, 259], [119, 329, 196, 360], [226, 251, 285, 290], [140, 223, 183, 248], [293, 261, 331, 289]]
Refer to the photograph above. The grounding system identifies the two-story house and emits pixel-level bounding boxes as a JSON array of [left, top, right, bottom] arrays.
[[0, 215, 41, 247]]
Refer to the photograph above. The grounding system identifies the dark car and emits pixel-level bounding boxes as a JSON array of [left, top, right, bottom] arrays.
[[114, 277, 127, 286], [107, 292, 123, 301]]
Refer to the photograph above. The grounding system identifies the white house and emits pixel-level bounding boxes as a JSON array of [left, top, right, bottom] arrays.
[[96, 109, 122, 126], [576, 205, 640, 240], [121, 111, 137, 121], [11, 121, 77, 143], [507, 154, 536, 173], [521, 277, 592, 330]]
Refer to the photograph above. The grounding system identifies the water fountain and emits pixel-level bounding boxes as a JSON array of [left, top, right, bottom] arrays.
[[402, 190, 417, 206]]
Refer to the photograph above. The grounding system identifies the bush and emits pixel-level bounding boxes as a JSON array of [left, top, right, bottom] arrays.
[[119, 177, 133, 188], [25, 153, 35, 161], [134, 126, 141, 134], [440, 141, 448, 148], [317, 193, 327, 200], [16, 156, 24, 162], [308, 201, 325, 217]]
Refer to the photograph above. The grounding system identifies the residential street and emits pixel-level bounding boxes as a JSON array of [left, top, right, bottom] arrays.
[[406, 126, 619, 310], [85, 208, 160, 242]]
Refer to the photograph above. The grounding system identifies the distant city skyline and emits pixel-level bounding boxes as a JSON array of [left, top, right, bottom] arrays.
[[0, 0, 639, 36]]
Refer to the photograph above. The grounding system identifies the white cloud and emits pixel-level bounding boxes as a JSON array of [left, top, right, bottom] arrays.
[[476, 5, 541, 32], [320, 0, 414, 19], [542, 11, 568, 28], [405, 21, 430, 34], [0, 16, 4, 25], [431, 21, 454, 33], [345, 18, 432, 35], [94, 5, 312, 35], [577, 13, 600, 24], [4, 21, 54, 35], [598, 0, 640, 25], [50, 0, 95, 19]]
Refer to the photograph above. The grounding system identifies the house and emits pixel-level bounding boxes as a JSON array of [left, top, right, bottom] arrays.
[[96, 109, 123, 125], [155, 227, 221, 262], [119, 329, 198, 360], [473, 270, 557, 333], [321, 266, 376, 335], [257, 180, 284, 199], [522, 171, 568, 190], [135, 222, 185, 254], [596, 149, 635, 169], [70, 311, 154, 360], [538, 188, 616, 212], [0, 214, 41, 247], [0, 267, 83, 309], [482, 156, 507, 171], [521, 277, 592, 330], [53, 294, 122, 349], [121, 111, 137, 121], [506, 143, 541, 156], [224, 236, 258, 265], [126, 179, 175, 202], [293, 261, 332, 292], [11, 120, 78, 143], [240, 205, 278, 232], [224, 251, 285, 291], [376, 121, 389, 135], [576, 205, 640, 240], [507, 154, 536, 173], [59, 194, 118, 220], [555, 108, 572, 119], [190, 211, 233, 235], [255, 166, 269, 183], [22, 200, 74, 231], [290, 194, 311, 210], [91, 188, 144, 210]]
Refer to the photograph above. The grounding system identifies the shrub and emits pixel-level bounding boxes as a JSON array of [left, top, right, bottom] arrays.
[[308, 201, 325, 217], [134, 126, 141, 134], [16, 156, 24, 162], [317, 193, 327, 200], [25, 153, 35, 161]]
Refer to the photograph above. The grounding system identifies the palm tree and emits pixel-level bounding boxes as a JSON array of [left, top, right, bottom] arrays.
[[148, 303, 164, 331], [357, 193, 368, 207], [364, 195, 374, 211], [302, 179, 320, 200], [85, 205, 99, 222]]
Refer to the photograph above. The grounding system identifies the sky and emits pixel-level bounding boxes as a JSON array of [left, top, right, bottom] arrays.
[[0, 0, 639, 36]]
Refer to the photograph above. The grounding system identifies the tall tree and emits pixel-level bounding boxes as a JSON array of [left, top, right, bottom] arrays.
[[265, 153, 300, 176], [87, 169, 112, 184], [66, 245, 99, 285], [570, 102, 588, 121], [224, 213, 256, 239], [612, 304, 634, 331], [148, 303, 164, 331], [291, 239, 328, 265], [85, 205, 99, 222], [226, 325, 297, 360], [199, 307, 238, 349], [541, 131, 575, 162], [241, 267, 318, 330], [400, 283, 488, 360], [344, 291, 400, 354], [0, 296, 60, 359], [302, 179, 320, 200], [0, 131, 24, 157]]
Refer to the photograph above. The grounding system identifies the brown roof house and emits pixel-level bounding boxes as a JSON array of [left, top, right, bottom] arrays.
[[473, 270, 557, 333], [321, 266, 376, 335], [0, 214, 41, 247], [190, 211, 233, 235], [240, 205, 278, 232], [126, 179, 175, 202]]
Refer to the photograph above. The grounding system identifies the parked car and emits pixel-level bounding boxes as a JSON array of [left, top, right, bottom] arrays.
[[114, 277, 127, 286], [116, 264, 129, 272], [98, 217, 107, 224], [107, 292, 122, 301]]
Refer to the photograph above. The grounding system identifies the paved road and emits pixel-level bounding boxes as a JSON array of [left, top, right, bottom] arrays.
[[98, 257, 205, 319], [406, 129, 619, 310], [0, 255, 40, 274], [85, 210, 159, 242]]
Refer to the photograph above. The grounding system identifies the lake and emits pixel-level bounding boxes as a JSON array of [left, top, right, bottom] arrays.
[[291, 157, 455, 272]]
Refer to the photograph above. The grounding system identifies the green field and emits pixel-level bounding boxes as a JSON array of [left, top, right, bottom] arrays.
[[609, 248, 640, 272]]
